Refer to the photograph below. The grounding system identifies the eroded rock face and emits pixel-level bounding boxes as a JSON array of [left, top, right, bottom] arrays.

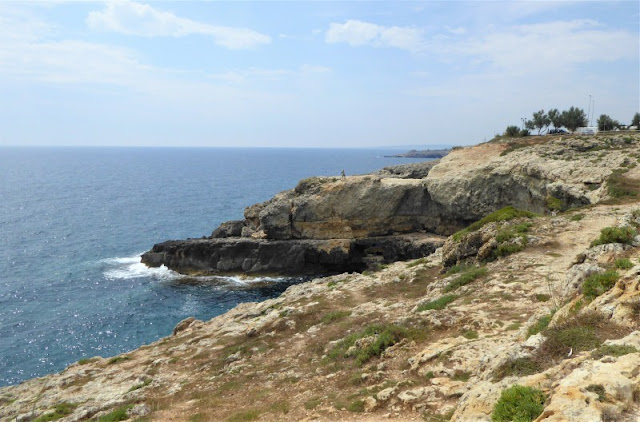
[[144, 135, 639, 276], [141, 234, 444, 275]]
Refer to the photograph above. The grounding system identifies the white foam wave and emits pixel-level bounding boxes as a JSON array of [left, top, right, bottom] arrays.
[[102, 255, 181, 281], [101, 254, 294, 285], [191, 275, 289, 285]]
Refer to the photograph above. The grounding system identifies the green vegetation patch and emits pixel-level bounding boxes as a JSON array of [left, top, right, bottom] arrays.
[[535, 294, 551, 302], [592, 344, 639, 359], [107, 356, 131, 365], [226, 410, 260, 422], [452, 206, 537, 242], [304, 397, 322, 410], [34, 402, 78, 422], [537, 312, 627, 362], [461, 330, 479, 340], [128, 378, 152, 392], [326, 324, 409, 366], [607, 168, 640, 199], [444, 266, 488, 292], [268, 400, 290, 414], [98, 404, 134, 422], [582, 270, 619, 301], [569, 213, 585, 221], [490, 222, 532, 260], [445, 263, 472, 275], [527, 313, 553, 338], [406, 257, 429, 268], [416, 295, 457, 312], [452, 370, 471, 382], [493, 357, 542, 381], [614, 258, 634, 269], [491, 385, 546, 422], [586, 384, 606, 402], [346, 399, 365, 412], [545, 195, 564, 211], [591, 226, 637, 246], [321, 310, 351, 324]]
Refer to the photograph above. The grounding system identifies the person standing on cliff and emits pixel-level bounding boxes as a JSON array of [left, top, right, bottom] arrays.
[[341, 169, 346, 180]]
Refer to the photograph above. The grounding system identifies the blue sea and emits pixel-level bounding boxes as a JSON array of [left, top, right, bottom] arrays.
[[0, 147, 427, 387]]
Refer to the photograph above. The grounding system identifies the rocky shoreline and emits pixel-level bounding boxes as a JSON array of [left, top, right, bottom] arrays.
[[2, 133, 640, 422], [383, 148, 451, 159], [142, 135, 618, 277]]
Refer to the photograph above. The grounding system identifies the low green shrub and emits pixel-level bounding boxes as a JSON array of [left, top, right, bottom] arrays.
[[451, 370, 471, 382], [545, 195, 564, 211], [592, 344, 638, 359], [527, 313, 553, 338], [538, 313, 621, 362], [445, 263, 472, 275], [303, 397, 322, 410], [416, 295, 457, 311], [34, 403, 78, 422], [582, 271, 619, 301], [614, 258, 633, 269], [586, 384, 606, 402], [452, 206, 537, 241], [97, 405, 133, 422], [226, 410, 260, 422], [326, 324, 409, 366], [346, 399, 365, 412], [407, 257, 428, 268], [462, 330, 478, 340], [495, 241, 527, 258], [107, 356, 131, 365], [569, 213, 585, 221], [321, 310, 351, 324], [491, 385, 545, 422], [445, 267, 488, 292], [607, 168, 639, 199], [591, 226, 637, 246], [128, 378, 151, 392], [492, 357, 542, 381]]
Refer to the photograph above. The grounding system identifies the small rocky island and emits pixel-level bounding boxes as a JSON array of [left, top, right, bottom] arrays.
[[2, 133, 640, 422]]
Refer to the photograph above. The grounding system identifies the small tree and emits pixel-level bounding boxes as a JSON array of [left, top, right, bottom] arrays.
[[530, 109, 551, 135], [560, 107, 587, 132], [632, 112, 640, 128], [548, 108, 562, 129], [597, 114, 620, 131], [505, 125, 520, 137]]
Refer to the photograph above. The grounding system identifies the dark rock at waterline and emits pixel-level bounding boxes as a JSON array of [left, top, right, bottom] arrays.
[[211, 220, 244, 238], [141, 234, 444, 276]]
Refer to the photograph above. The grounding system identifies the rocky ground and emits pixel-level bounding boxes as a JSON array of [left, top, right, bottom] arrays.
[[2, 133, 640, 422]]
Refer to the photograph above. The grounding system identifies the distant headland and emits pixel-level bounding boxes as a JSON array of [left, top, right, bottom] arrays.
[[384, 148, 451, 158]]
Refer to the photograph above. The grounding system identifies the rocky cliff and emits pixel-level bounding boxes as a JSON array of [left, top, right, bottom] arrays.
[[143, 134, 637, 276], [2, 133, 640, 422]]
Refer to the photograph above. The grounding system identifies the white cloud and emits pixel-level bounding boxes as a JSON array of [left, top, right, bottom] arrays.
[[325, 19, 424, 52], [445, 26, 466, 35], [426, 19, 638, 76], [300, 64, 331, 73], [87, 1, 270, 49]]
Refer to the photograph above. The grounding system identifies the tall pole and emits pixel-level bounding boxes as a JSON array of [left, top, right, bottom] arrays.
[[587, 94, 591, 126]]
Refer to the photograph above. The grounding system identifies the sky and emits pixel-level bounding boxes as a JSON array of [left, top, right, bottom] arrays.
[[0, 1, 638, 148]]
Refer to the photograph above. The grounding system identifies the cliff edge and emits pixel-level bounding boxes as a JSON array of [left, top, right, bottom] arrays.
[[142, 134, 635, 276]]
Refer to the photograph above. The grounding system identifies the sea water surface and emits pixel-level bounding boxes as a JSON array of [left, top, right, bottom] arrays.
[[0, 147, 427, 386]]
